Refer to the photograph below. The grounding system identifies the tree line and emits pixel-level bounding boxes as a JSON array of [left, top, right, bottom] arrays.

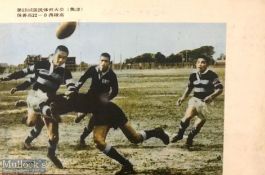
[[0, 45, 226, 73], [125, 46, 219, 65]]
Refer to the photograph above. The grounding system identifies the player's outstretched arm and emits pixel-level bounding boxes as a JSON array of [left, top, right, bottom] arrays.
[[9, 74, 36, 94], [64, 70, 78, 99], [75, 67, 93, 91], [0, 65, 35, 82], [0, 76, 11, 82], [176, 87, 192, 106]]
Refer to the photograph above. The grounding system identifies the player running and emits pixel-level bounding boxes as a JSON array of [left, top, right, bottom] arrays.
[[171, 55, 223, 149]]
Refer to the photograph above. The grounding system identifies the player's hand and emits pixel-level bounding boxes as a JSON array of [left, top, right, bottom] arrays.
[[176, 97, 184, 106], [10, 88, 17, 94], [203, 96, 213, 104]]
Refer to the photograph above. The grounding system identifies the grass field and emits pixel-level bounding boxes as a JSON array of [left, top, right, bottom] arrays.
[[0, 68, 225, 175]]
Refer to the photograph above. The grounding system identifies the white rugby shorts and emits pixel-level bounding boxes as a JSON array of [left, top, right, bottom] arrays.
[[188, 97, 213, 119], [26, 90, 48, 112]]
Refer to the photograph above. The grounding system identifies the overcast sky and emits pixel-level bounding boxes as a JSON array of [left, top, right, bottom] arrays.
[[0, 23, 226, 65]]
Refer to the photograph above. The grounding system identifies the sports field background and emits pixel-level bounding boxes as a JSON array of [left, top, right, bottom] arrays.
[[0, 68, 224, 174]]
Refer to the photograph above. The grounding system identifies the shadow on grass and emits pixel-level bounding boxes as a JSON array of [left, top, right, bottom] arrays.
[[168, 143, 223, 152], [137, 165, 222, 175]]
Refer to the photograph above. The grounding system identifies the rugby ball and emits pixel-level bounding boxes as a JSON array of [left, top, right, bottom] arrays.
[[56, 21, 77, 39]]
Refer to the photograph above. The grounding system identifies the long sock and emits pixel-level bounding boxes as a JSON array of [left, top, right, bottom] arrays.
[[42, 105, 52, 116], [39, 102, 52, 117], [176, 120, 190, 137], [103, 144, 130, 166], [47, 139, 63, 169], [187, 121, 205, 140], [141, 129, 156, 140], [25, 121, 45, 144], [80, 127, 91, 140], [81, 118, 94, 140], [48, 139, 57, 156]]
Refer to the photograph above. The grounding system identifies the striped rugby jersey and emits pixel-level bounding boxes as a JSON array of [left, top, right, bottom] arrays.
[[187, 69, 223, 100], [15, 74, 36, 91], [8, 58, 75, 96]]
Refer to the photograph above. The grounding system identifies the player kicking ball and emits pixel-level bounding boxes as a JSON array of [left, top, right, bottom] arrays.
[[171, 55, 223, 150], [48, 91, 170, 174], [0, 45, 76, 168]]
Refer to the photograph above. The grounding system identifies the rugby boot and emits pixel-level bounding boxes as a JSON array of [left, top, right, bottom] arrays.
[[153, 128, 170, 145], [47, 153, 64, 169], [23, 141, 33, 150], [171, 133, 184, 143], [185, 127, 199, 150], [79, 138, 86, 147], [171, 120, 190, 143], [115, 162, 135, 175], [186, 136, 193, 150]]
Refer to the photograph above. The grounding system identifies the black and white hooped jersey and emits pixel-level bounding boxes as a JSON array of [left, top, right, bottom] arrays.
[[15, 74, 36, 91], [8, 59, 75, 96], [76, 65, 118, 100], [187, 69, 223, 100]]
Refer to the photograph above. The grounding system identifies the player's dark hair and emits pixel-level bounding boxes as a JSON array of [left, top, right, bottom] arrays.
[[55, 45, 69, 55], [197, 55, 210, 64], [101, 53, 111, 60]]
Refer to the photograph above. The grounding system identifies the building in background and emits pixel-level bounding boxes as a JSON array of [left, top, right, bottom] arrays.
[[24, 55, 77, 71]]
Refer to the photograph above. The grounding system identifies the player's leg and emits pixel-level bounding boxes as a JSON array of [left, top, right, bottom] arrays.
[[171, 106, 197, 143], [119, 122, 169, 145], [75, 112, 87, 123], [93, 125, 134, 175], [44, 118, 63, 169], [101, 101, 169, 145], [79, 116, 94, 146], [24, 116, 45, 149], [186, 115, 206, 148], [25, 108, 41, 127]]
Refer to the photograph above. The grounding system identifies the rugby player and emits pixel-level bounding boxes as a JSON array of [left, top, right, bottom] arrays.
[[48, 52, 170, 173], [74, 53, 119, 147], [171, 55, 223, 149], [0, 45, 76, 168]]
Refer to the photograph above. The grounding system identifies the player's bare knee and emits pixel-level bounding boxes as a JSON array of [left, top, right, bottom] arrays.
[[184, 107, 197, 118], [26, 120, 35, 127], [183, 112, 194, 121]]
